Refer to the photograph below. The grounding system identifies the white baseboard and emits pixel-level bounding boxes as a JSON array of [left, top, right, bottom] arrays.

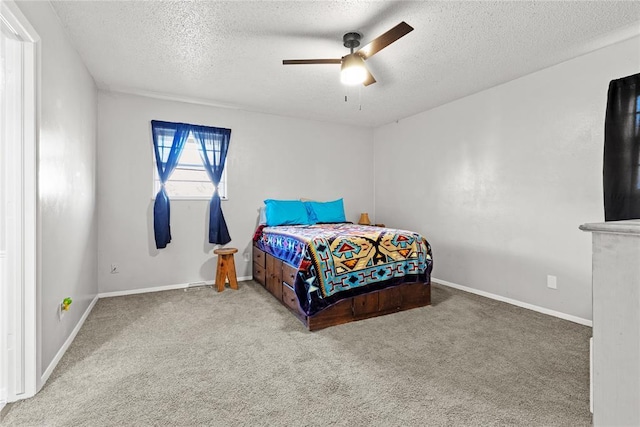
[[41, 295, 99, 385], [98, 276, 253, 299], [432, 277, 593, 327]]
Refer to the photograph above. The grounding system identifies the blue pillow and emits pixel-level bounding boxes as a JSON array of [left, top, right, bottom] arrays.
[[305, 199, 346, 223], [264, 199, 312, 226]]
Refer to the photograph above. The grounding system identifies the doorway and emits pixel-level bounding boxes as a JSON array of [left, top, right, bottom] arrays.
[[0, 0, 39, 407]]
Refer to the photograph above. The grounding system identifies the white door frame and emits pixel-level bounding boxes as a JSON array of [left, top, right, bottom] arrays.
[[0, 0, 39, 405]]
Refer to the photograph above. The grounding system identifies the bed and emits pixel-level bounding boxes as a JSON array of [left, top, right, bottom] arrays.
[[252, 221, 433, 330]]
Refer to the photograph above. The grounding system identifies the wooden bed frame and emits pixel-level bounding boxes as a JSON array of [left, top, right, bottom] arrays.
[[253, 243, 431, 331]]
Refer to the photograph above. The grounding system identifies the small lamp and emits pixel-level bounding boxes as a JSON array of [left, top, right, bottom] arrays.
[[358, 213, 371, 225]]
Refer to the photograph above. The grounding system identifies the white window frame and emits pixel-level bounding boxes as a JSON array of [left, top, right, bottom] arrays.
[[151, 131, 228, 201]]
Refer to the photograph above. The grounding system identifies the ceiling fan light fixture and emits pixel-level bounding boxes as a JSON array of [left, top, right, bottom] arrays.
[[283, 22, 413, 87], [340, 54, 367, 86]]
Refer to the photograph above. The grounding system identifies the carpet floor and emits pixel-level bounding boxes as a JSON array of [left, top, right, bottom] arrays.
[[3, 282, 592, 426]]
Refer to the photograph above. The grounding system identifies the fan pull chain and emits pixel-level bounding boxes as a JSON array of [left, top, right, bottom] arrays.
[[343, 86, 363, 111]]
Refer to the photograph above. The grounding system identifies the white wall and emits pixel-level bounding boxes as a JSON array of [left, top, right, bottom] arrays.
[[97, 92, 373, 293], [15, 1, 98, 378], [374, 35, 640, 322]]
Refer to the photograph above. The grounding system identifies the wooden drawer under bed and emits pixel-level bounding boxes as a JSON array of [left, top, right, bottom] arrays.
[[253, 247, 266, 286], [252, 243, 431, 331], [281, 282, 298, 312]]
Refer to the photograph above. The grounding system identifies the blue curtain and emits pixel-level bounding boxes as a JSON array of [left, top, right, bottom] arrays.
[[192, 125, 232, 244], [151, 120, 190, 248]]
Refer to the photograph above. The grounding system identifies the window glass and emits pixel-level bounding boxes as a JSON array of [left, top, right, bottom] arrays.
[[153, 134, 227, 199]]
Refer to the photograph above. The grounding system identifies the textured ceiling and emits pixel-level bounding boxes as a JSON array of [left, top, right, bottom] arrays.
[[50, 1, 640, 127]]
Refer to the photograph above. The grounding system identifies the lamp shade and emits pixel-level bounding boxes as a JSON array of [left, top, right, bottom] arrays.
[[340, 54, 367, 85], [358, 213, 371, 225]]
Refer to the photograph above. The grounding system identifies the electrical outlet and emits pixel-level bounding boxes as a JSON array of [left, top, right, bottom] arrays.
[[58, 303, 65, 321], [243, 253, 250, 262], [110, 263, 119, 274], [547, 275, 557, 289]]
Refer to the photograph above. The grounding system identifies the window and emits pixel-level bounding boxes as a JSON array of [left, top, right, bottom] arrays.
[[153, 132, 227, 200]]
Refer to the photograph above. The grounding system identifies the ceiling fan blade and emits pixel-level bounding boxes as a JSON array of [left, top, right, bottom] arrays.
[[282, 59, 342, 65], [356, 21, 414, 60], [363, 69, 376, 86]]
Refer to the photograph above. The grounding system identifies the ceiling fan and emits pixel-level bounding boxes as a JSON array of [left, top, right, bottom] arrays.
[[282, 21, 414, 87]]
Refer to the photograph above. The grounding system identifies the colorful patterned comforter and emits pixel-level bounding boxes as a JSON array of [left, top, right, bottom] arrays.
[[255, 223, 433, 316]]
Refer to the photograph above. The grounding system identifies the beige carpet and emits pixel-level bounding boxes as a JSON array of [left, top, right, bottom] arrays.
[[3, 282, 592, 426]]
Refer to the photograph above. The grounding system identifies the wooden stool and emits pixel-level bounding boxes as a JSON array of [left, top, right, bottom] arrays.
[[214, 248, 238, 292]]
